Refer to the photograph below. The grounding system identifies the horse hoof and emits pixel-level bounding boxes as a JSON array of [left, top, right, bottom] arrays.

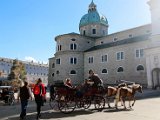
[[108, 106, 111, 108]]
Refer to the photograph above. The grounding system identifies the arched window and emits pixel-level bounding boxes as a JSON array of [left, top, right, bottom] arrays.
[[83, 30, 86, 35], [57, 45, 62, 51], [52, 73, 54, 77], [56, 70, 59, 74], [102, 69, 108, 74], [70, 43, 77, 50], [70, 57, 77, 64], [52, 63, 55, 68], [117, 67, 124, 73], [92, 29, 96, 34], [137, 65, 144, 71], [71, 38, 76, 41], [88, 57, 94, 63], [70, 70, 76, 75], [56, 58, 60, 64], [59, 45, 62, 51]]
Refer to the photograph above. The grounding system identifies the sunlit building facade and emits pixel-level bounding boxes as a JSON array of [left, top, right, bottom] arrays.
[[49, 0, 160, 89], [0, 57, 48, 86]]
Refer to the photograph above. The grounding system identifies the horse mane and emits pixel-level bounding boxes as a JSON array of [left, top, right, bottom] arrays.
[[118, 83, 127, 88], [132, 83, 140, 87]]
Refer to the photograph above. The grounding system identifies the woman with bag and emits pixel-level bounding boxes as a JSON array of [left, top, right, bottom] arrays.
[[33, 78, 46, 120]]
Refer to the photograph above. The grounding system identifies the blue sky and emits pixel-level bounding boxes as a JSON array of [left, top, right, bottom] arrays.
[[0, 0, 150, 63]]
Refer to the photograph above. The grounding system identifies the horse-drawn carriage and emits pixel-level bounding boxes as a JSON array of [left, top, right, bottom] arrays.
[[49, 80, 143, 113], [49, 81, 105, 113], [0, 86, 15, 105]]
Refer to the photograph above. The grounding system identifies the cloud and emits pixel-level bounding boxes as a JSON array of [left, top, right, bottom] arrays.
[[24, 56, 38, 63], [41, 61, 48, 64], [24, 56, 48, 64]]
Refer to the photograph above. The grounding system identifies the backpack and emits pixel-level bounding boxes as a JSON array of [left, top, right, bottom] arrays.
[[33, 84, 41, 95], [33, 84, 46, 95]]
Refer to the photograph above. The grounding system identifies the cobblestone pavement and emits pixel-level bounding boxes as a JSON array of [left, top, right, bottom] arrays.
[[0, 89, 160, 120]]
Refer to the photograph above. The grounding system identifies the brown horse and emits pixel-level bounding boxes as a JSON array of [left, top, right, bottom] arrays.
[[105, 83, 127, 108], [116, 84, 142, 109], [105, 86, 118, 108]]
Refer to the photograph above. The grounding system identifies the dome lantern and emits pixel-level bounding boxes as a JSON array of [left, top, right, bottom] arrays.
[[88, 0, 97, 12], [79, 1, 109, 37]]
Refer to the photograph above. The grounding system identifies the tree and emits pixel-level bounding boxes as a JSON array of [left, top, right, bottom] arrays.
[[7, 59, 27, 88]]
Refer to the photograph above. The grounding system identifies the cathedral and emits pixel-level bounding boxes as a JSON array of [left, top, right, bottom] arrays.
[[49, 0, 160, 89]]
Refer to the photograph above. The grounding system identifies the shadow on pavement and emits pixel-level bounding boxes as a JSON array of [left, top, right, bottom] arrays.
[[136, 91, 160, 100], [7, 109, 94, 120], [103, 107, 133, 113]]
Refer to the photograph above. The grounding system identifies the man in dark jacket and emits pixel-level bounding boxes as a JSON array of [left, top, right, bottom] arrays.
[[17, 81, 32, 120], [88, 69, 103, 87]]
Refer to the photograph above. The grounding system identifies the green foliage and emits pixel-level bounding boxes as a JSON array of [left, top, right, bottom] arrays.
[[7, 59, 27, 87]]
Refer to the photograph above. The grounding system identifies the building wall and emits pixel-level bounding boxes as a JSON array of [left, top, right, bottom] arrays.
[[53, 52, 84, 85], [0, 57, 48, 85], [95, 24, 151, 45], [0, 58, 12, 79], [145, 0, 160, 89], [84, 40, 149, 86], [48, 57, 55, 84], [49, 33, 95, 84], [49, 27, 152, 86], [145, 47, 160, 88], [48, 1, 158, 88], [80, 23, 108, 37], [55, 33, 95, 52]]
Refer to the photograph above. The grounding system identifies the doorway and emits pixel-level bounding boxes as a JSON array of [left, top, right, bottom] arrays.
[[152, 68, 160, 89]]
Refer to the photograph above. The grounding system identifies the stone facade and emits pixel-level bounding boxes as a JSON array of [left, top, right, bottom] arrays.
[[84, 37, 149, 86], [49, 0, 160, 88], [145, 0, 160, 89], [0, 57, 48, 86]]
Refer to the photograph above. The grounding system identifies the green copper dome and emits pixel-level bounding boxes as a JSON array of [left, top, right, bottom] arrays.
[[79, 1, 108, 27]]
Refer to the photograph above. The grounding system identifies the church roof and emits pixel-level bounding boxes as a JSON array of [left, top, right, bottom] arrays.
[[55, 32, 93, 40], [79, 1, 108, 28], [85, 34, 150, 52]]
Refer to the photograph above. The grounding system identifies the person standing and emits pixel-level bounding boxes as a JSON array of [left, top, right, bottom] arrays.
[[33, 78, 46, 120], [17, 81, 32, 120]]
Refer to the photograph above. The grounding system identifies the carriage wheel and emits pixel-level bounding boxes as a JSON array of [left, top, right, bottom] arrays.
[[8, 95, 15, 105], [76, 97, 91, 109], [76, 98, 84, 108], [76, 100, 82, 108], [58, 96, 76, 114], [49, 96, 56, 109], [94, 96, 105, 110], [82, 97, 91, 109]]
